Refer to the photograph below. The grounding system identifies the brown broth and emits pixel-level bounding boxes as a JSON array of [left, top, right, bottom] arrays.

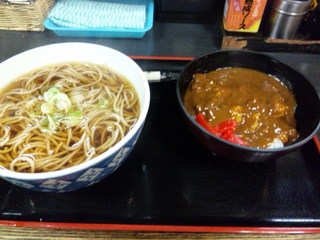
[[184, 67, 298, 148]]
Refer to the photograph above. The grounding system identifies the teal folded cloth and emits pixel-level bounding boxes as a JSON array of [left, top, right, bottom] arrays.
[[48, 0, 146, 29]]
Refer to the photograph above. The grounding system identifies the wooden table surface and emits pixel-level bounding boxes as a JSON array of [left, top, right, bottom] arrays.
[[1, 226, 320, 239], [1, 220, 320, 239]]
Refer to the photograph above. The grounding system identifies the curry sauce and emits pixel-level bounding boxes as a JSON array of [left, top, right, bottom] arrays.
[[184, 67, 298, 148]]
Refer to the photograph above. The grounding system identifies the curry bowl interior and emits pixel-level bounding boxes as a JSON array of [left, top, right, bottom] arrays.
[[177, 50, 320, 160]]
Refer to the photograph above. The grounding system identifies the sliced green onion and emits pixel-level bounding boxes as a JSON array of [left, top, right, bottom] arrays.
[[41, 102, 52, 114], [36, 86, 84, 132], [70, 92, 84, 104], [98, 96, 109, 109]]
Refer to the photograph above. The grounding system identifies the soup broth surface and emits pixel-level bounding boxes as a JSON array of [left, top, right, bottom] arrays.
[[0, 62, 140, 173]]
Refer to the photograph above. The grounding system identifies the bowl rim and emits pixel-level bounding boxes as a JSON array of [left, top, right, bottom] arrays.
[[0, 42, 150, 180], [176, 49, 320, 153]]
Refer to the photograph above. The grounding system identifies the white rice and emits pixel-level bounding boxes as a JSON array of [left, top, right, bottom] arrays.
[[267, 139, 284, 149]]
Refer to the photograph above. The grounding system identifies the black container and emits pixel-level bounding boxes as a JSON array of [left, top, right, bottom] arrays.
[[299, 1, 320, 40], [177, 50, 320, 162]]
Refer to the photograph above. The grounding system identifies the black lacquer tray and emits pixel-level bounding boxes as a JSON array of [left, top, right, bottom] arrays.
[[0, 61, 320, 228]]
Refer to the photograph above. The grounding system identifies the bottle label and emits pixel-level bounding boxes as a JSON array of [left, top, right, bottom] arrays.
[[223, 0, 268, 33]]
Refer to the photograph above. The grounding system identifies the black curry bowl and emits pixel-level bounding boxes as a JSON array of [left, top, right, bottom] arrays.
[[177, 50, 320, 162]]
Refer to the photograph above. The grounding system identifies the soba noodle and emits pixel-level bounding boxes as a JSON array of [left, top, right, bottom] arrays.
[[0, 62, 140, 173]]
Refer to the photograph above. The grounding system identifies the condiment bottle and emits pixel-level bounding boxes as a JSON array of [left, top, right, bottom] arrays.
[[223, 0, 268, 33], [265, 0, 312, 39]]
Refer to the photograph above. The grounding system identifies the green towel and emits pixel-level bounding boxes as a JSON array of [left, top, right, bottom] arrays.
[[48, 0, 146, 29]]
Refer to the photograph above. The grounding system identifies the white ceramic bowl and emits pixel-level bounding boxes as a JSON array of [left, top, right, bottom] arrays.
[[0, 42, 150, 192]]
